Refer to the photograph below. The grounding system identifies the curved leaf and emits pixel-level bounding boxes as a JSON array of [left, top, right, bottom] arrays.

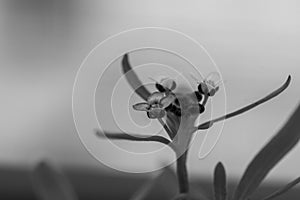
[[233, 102, 300, 200], [262, 177, 300, 200], [214, 162, 227, 200], [122, 54, 151, 101], [197, 76, 291, 130]]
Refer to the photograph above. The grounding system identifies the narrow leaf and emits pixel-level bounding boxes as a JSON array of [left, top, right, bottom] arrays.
[[95, 130, 171, 145], [31, 161, 78, 200], [214, 162, 227, 200], [262, 177, 300, 200], [233, 102, 300, 200], [122, 54, 151, 101], [197, 76, 291, 130]]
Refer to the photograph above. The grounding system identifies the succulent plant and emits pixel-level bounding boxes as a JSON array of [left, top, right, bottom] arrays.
[[95, 53, 299, 200]]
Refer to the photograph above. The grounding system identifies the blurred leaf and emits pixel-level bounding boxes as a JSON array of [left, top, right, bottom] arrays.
[[214, 162, 227, 200], [122, 54, 151, 101], [188, 185, 213, 200], [129, 167, 178, 200], [129, 165, 212, 200], [171, 193, 188, 200], [261, 177, 300, 200], [171, 187, 212, 200], [233, 102, 300, 200], [31, 161, 77, 200]]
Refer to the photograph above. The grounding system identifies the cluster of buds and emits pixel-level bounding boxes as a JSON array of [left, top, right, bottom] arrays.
[[132, 73, 218, 119]]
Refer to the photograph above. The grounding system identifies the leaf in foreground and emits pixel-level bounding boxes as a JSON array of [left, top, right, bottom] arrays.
[[233, 102, 300, 200], [214, 162, 227, 200], [261, 176, 300, 200], [31, 161, 78, 200]]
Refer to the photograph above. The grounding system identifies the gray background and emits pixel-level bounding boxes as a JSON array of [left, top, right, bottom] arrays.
[[0, 0, 299, 183]]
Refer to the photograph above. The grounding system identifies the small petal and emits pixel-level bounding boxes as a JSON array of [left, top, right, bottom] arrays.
[[199, 83, 209, 95], [155, 83, 166, 92], [160, 94, 176, 108], [161, 78, 176, 90], [208, 89, 216, 96], [147, 92, 165, 104], [133, 103, 149, 111], [205, 72, 221, 86], [200, 82, 218, 96], [207, 80, 217, 88], [147, 108, 166, 119]]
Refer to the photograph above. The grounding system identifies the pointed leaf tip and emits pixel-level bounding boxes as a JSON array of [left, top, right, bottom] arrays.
[[284, 75, 291, 88], [214, 162, 227, 200], [197, 75, 291, 130], [121, 53, 151, 101]]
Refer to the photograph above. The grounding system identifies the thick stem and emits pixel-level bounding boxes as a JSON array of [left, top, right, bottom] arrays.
[[176, 150, 189, 194]]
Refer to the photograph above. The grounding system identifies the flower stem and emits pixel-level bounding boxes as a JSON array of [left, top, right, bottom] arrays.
[[176, 150, 189, 194]]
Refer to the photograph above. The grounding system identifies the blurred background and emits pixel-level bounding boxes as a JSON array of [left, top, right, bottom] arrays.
[[0, 0, 299, 199]]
